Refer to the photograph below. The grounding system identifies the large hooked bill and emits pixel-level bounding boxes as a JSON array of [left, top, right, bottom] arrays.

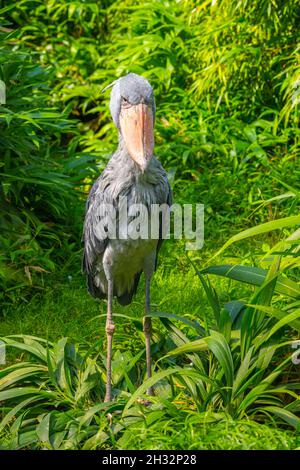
[[119, 103, 154, 172]]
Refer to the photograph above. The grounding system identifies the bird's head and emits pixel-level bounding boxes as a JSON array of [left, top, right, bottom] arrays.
[[105, 73, 155, 172]]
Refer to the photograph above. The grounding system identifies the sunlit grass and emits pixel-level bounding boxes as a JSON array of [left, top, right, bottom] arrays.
[[118, 413, 299, 450], [1, 254, 251, 345]]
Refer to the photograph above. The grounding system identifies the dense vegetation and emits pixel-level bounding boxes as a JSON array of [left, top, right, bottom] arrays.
[[0, 0, 299, 450]]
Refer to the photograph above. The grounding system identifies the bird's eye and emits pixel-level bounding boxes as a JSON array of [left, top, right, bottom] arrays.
[[121, 97, 131, 109]]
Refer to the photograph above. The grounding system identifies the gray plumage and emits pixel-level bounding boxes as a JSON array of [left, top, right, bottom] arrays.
[[83, 74, 171, 306], [109, 73, 156, 128]]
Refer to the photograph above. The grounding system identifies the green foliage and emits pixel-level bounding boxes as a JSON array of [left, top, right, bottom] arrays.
[[1, 0, 299, 305], [1, 218, 300, 448], [118, 411, 299, 450], [121, 218, 300, 430], [7, 0, 300, 174], [0, 7, 83, 306], [0, 335, 111, 449], [0, 0, 300, 450]]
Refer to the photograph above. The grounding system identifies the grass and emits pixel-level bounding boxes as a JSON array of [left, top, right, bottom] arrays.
[[1, 249, 251, 345], [0, 254, 206, 362], [2, 243, 294, 450], [118, 414, 299, 450]]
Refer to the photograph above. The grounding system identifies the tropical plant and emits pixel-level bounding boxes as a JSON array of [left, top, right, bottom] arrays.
[[122, 216, 300, 429], [1, 216, 300, 450], [0, 335, 113, 449], [0, 5, 84, 307]]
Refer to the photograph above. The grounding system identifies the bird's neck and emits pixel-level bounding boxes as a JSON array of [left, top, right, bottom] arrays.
[[116, 133, 129, 157]]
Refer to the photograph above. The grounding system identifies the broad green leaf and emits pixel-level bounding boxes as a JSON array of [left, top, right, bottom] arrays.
[[0, 396, 43, 433], [249, 305, 300, 335], [261, 406, 300, 430], [36, 413, 52, 445], [232, 347, 253, 397], [0, 365, 47, 390], [0, 80, 6, 104], [0, 387, 56, 401], [188, 257, 218, 329], [201, 264, 300, 300], [164, 338, 208, 357], [147, 311, 202, 332], [206, 331, 234, 387], [219, 308, 232, 341], [209, 216, 300, 262], [238, 371, 281, 412], [1, 337, 48, 362]]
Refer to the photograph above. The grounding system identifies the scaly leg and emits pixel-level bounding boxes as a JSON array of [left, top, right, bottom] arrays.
[[143, 274, 154, 396], [104, 277, 114, 402]]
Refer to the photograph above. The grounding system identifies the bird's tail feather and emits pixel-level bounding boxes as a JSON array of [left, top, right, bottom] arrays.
[[86, 271, 142, 305], [117, 271, 142, 306], [86, 275, 106, 301]]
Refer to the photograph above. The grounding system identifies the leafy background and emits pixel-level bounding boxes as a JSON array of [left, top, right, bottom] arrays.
[[0, 0, 299, 450]]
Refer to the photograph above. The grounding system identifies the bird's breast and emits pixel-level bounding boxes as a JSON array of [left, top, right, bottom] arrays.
[[106, 238, 157, 274]]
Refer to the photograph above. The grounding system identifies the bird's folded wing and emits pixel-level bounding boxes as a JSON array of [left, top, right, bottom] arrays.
[[155, 177, 172, 269], [82, 175, 108, 275]]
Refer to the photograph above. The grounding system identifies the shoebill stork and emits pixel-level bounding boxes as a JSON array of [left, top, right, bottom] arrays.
[[83, 73, 172, 402]]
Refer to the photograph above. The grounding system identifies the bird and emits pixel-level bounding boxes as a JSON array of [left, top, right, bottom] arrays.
[[82, 73, 172, 402]]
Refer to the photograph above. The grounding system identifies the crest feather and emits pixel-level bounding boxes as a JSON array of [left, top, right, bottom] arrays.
[[101, 79, 119, 93]]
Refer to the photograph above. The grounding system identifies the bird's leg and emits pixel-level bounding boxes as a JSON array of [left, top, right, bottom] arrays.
[[104, 277, 115, 402], [143, 274, 154, 396]]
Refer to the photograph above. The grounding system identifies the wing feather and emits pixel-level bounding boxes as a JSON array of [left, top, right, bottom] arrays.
[[155, 177, 172, 269], [82, 174, 108, 298]]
